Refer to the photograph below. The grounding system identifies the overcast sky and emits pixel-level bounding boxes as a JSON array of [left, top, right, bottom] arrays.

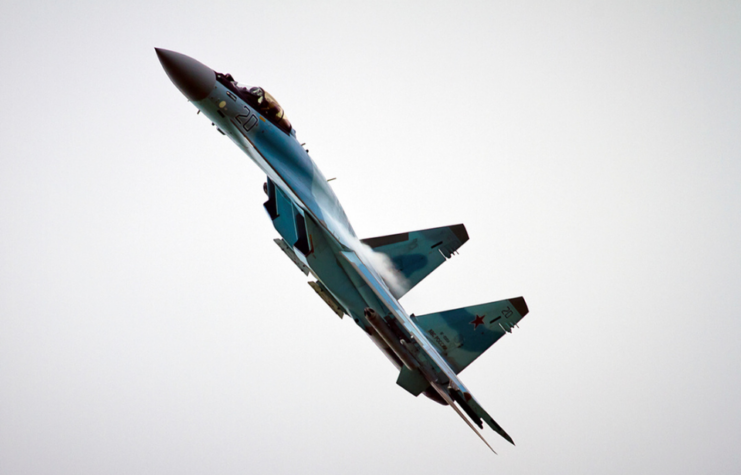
[[2, 1, 740, 474]]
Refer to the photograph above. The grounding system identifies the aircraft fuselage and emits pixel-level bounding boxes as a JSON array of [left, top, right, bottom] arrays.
[[157, 48, 525, 451]]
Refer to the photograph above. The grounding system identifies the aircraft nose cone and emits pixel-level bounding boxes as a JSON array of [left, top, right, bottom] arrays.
[[155, 48, 215, 101]]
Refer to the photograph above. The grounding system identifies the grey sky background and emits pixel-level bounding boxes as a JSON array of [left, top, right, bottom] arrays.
[[2, 1, 740, 473]]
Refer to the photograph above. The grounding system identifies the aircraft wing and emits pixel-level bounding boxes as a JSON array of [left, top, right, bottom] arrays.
[[414, 297, 529, 373], [361, 224, 468, 298], [338, 249, 513, 452], [156, 48, 528, 454]]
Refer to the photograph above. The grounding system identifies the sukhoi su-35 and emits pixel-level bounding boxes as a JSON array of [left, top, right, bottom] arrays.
[[156, 48, 530, 453]]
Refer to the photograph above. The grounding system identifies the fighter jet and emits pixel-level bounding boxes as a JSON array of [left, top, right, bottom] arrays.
[[156, 48, 530, 452]]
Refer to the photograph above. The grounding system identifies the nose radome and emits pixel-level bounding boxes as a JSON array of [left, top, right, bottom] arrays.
[[155, 48, 215, 101]]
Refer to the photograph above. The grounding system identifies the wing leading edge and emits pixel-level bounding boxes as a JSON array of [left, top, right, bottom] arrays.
[[361, 224, 469, 298], [414, 297, 529, 373]]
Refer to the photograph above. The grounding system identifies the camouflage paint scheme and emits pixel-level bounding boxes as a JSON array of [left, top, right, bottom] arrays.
[[156, 49, 530, 452]]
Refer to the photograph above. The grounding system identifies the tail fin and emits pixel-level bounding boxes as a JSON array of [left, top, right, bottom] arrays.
[[361, 224, 469, 298], [414, 297, 529, 373]]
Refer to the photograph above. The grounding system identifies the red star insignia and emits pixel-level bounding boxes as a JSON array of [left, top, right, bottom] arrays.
[[470, 314, 485, 330]]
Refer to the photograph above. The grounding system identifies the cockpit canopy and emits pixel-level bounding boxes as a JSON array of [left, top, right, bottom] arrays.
[[216, 72, 292, 134], [249, 87, 291, 132]]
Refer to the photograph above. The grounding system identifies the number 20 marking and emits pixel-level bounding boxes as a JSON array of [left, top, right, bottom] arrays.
[[236, 109, 258, 132]]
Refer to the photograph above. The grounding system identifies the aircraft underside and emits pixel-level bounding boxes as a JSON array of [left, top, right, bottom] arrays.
[[156, 47, 530, 453]]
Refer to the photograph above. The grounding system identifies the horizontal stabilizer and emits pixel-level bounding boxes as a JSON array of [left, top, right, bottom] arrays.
[[414, 297, 529, 373], [465, 394, 515, 445], [429, 381, 497, 454], [361, 224, 469, 298]]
